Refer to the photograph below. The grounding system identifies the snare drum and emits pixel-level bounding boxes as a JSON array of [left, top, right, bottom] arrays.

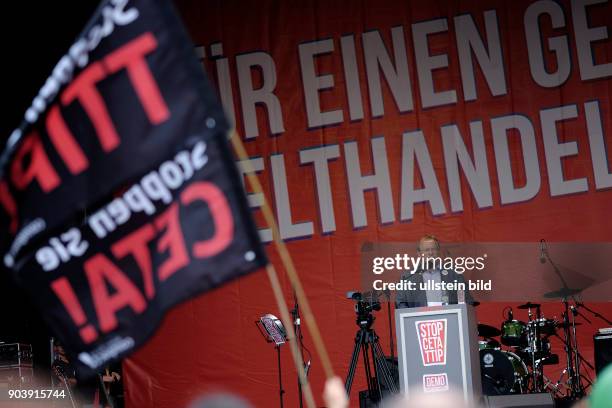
[[501, 320, 527, 348]]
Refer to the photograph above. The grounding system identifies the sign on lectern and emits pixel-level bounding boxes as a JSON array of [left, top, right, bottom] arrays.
[[395, 303, 482, 403]]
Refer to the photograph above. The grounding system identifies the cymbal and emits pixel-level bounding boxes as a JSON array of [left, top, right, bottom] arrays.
[[518, 302, 541, 310], [544, 288, 583, 299], [478, 323, 501, 338]]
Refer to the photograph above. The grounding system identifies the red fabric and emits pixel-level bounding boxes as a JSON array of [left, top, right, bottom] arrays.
[[124, 1, 612, 406]]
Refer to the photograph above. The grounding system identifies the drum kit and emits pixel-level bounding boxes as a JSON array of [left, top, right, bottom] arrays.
[[477, 295, 590, 399]]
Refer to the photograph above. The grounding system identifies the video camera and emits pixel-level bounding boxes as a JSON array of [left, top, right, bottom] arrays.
[[346, 290, 382, 329]]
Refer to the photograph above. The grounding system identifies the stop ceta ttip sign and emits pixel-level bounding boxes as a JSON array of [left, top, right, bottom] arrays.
[[416, 319, 447, 366]]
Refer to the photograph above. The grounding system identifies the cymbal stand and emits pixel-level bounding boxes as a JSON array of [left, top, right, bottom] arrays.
[[291, 292, 305, 408], [569, 304, 583, 398], [575, 302, 612, 325], [542, 245, 584, 399], [527, 305, 538, 392]]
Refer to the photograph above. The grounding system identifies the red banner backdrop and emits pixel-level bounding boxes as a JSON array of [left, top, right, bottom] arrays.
[[124, 1, 612, 406]]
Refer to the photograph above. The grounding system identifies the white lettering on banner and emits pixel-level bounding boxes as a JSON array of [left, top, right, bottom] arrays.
[[540, 105, 589, 196], [344, 138, 395, 228], [237, 158, 272, 243], [299, 145, 340, 234], [78, 336, 135, 369], [524, 0, 571, 88], [236, 52, 285, 138], [491, 115, 541, 205], [232, 101, 610, 241], [585, 101, 612, 189], [441, 122, 493, 212], [412, 19, 457, 108], [209, 43, 236, 127], [191, 4, 612, 141], [362, 27, 414, 116], [572, 0, 612, 81], [339, 35, 364, 121], [270, 154, 314, 240], [30, 141, 210, 272], [299, 40, 344, 128], [401, 131, 446, 221], [88, 141, 208, 240], [454, 10, 507, 101], [187, 4, 612, 241]]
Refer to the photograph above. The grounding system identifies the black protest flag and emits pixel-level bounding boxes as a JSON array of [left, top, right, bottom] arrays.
[[0, 0, 266, 376]]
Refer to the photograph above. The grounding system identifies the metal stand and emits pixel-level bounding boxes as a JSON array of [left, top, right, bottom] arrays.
[[384, 292, 394, 361], [576, 302, 612, 325], [291, 293, 305, 408], [525, 304, 542, 392], [255, 315, 288, 408], [276, 345, 285, 408], [97, 372, 116, 408], [344, 316, 398, 403], [542, 242, 586, 399]]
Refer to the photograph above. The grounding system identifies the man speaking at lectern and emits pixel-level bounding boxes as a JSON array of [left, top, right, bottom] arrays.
[[395, 235, 473, 309]]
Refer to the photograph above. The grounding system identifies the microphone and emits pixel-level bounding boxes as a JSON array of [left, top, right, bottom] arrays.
[[304, 360, 311, 377], [508, 308, 513, 321], [539, 239, 547, 264]]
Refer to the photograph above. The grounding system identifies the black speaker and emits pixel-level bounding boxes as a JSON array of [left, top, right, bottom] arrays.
[[594, 332, 612, 374], [484, 393, 554, 408]]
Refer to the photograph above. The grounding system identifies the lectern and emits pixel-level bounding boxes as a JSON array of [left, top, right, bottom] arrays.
[[395, 304, 481, 403]]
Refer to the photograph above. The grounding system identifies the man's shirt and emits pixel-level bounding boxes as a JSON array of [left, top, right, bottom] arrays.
[[423, 269, 444, 306]]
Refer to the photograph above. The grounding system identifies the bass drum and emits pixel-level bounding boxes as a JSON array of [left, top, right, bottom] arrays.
[[480, 349, 528, 395]]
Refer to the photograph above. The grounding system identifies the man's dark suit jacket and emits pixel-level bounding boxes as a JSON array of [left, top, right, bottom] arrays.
[[395, 269, 474, 309]]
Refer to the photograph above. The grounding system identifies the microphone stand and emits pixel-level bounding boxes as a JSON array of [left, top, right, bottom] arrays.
[[291, 291, 304, 408], [384, 290, 394, 361], [276, 345, 285, 408]]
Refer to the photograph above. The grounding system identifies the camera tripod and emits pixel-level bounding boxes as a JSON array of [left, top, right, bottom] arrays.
[[345, 312, 398, 403]]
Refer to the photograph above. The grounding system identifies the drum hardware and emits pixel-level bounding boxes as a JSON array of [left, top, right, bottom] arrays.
[[52, 359, 77, 408], [542, 373, 567, 399], [479, 287, 604, 400], [528, 318, 556, 336], [483, 299, 593, 398], [540, 239, 589, 400], [575, 302, 612, 326], [525, 302, 543, 392]]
